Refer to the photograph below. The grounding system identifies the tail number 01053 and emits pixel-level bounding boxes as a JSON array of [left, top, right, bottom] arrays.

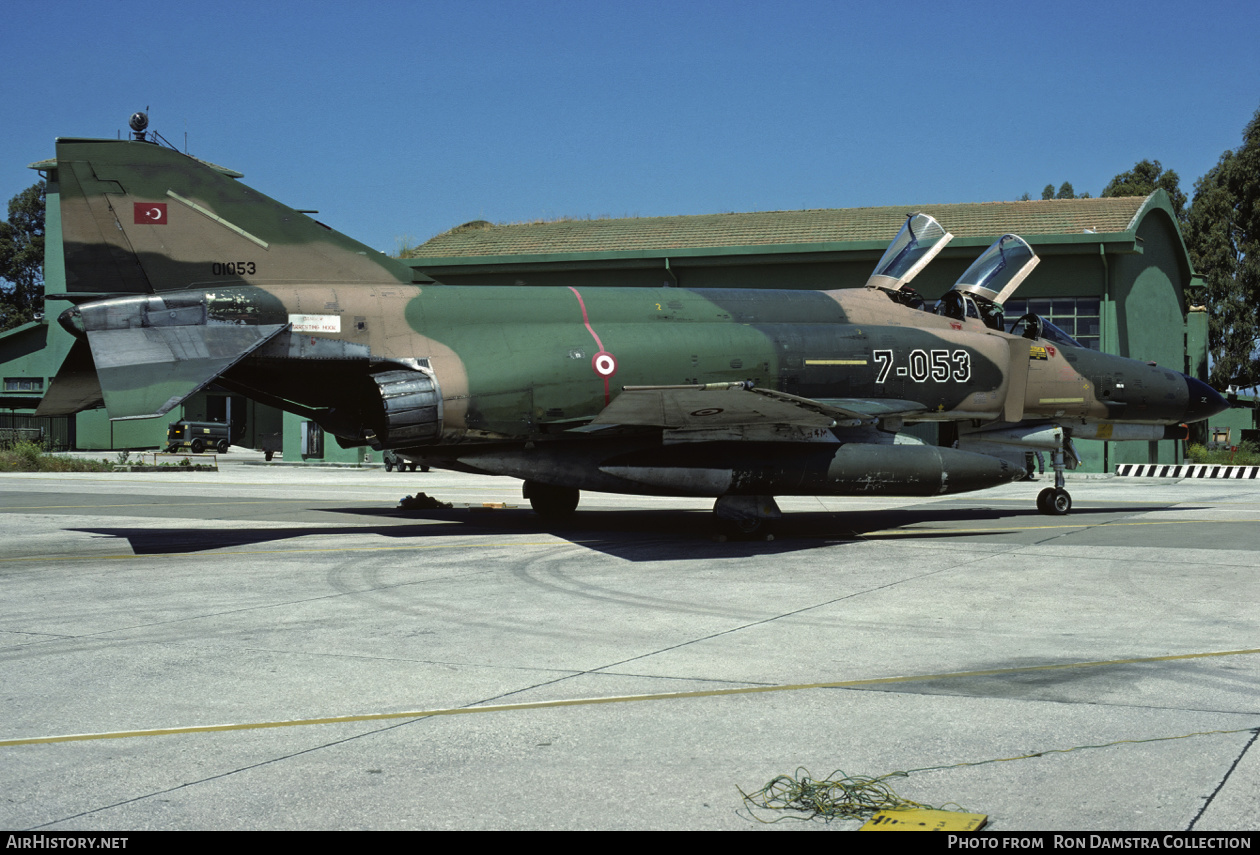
[[211, 262, 257, 276], [873, 349, 971, 383]]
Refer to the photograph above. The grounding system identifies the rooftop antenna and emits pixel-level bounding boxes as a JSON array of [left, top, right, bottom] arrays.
[[129, 110, 149, 141], [128, 108, 178, 150]]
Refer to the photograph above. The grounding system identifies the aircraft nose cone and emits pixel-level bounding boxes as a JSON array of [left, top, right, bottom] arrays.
[[1184, 376, 1229, 423]]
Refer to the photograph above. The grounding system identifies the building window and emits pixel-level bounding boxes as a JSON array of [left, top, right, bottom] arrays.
[[3, 377, 44, 393], [1004, 298, 1101, 350]]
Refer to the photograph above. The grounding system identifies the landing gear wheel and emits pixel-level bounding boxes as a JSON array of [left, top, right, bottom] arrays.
[[524, 482, 580, 518], [711, 494, 781, 541], [384, 457, 394, 472], [1037, 487, 1071, 515], [716, 516, 773, 541]]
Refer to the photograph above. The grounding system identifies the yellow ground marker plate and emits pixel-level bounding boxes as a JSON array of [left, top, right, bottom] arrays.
[[861, 809, 988, 831]]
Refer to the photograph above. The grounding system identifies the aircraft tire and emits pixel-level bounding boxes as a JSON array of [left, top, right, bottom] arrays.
[[717, 516, 771, 540], [1038, 487, 1071, 515], [1050, 489, 1072, 515], [384, 458, 394, 472], [525, 482, 580, 518]]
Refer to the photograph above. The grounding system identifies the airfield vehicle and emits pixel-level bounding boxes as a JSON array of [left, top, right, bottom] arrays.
[[165, 420, 230, 454], [383, 450, 430, 473]]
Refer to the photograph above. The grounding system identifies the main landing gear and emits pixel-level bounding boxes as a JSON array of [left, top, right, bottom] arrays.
[[713, 494, 781, 540], [523, 481, 580, 519]]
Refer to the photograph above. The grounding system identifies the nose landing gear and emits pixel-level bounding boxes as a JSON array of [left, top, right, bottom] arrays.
[[1037, 486, 1072, 515], [1036, 435, 1078, 515]]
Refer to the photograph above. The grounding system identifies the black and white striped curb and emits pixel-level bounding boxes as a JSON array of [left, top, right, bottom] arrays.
[[1115, 464, 1260, 479]]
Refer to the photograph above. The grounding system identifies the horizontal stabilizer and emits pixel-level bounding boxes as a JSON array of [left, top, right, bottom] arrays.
[[89, 323, 286, 420]]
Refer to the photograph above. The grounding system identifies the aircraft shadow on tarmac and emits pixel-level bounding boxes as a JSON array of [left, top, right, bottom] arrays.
[[852, 655, 1248, 704], [67, 502, 1183, 562]]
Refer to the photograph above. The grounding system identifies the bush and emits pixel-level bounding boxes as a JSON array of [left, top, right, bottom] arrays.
[[1185, 440, 1260, 466], [0, 440, 114, 472]]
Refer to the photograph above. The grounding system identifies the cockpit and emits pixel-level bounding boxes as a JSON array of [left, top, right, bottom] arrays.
[[865, 212, 953, 294], [1006, 313, 1084, 348], [936, 289, 1006, 330], [866, 214, 1076, 347], [936, 232, 1039, 331]]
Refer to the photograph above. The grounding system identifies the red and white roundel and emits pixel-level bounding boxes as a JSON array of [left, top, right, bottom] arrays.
[[592, 351, 618, 377]]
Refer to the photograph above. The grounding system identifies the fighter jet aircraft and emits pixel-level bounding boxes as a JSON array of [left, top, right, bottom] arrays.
[[36, 130, 1228, 535]]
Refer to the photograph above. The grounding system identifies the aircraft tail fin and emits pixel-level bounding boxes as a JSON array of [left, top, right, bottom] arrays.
[[52, 137, 422, 300]]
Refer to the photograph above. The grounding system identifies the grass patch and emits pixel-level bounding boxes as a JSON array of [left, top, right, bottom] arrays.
[[0, 440, 114, 473]]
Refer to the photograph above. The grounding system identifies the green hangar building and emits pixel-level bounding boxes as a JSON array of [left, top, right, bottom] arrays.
[[0, 166, 1216, 472]]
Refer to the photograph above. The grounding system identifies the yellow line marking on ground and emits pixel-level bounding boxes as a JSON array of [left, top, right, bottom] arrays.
[[5, 647, 1257, 748]]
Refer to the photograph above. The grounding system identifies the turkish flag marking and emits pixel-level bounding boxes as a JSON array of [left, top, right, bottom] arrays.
[[134, 202, 168, 224]]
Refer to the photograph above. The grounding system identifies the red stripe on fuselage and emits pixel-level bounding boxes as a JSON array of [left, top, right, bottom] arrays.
[[568, 287, 611, 404]]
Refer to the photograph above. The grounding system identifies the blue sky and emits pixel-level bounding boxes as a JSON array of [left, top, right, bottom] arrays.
[[3, 0, 1258, 254]]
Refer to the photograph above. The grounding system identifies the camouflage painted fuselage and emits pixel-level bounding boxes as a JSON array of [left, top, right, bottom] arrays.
[[163, 281, 1200, 438]]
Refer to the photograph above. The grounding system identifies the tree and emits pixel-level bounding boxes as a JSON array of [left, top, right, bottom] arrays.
[[0, 181, 45, 332], [1031, 182, 1089, 201], [1184, 109, 1260, 389], [1102, 159, 1188, 223]]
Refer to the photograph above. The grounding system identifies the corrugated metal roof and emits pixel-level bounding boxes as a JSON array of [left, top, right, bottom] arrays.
[[407, 196, 1151, 260]]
